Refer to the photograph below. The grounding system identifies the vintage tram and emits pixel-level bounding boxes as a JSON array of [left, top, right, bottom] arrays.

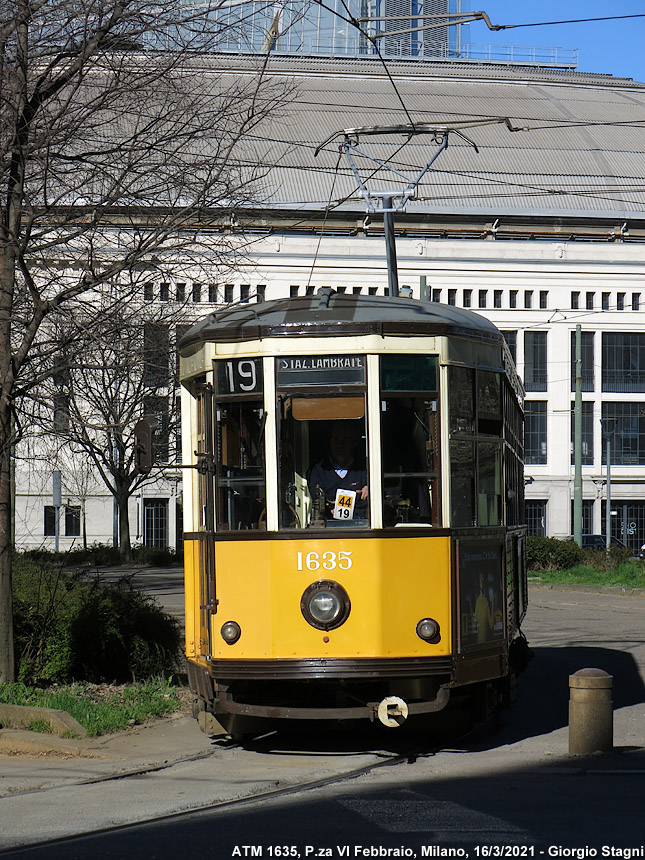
[[179, 290, 528, 738]]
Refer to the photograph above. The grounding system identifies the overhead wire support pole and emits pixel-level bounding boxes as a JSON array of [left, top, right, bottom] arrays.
[[573, 324, 582, 546], [315, 125, 478, 302]]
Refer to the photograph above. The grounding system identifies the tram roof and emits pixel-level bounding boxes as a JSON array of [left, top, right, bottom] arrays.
[[179, 290, 503, 349]]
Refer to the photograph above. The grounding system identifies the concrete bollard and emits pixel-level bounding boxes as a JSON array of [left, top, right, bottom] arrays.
[[569, 668, 613, 756]]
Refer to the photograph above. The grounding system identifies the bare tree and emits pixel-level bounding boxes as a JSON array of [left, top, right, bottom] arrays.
[[26, 283, 191, 561], [0, 0, 293, 680]]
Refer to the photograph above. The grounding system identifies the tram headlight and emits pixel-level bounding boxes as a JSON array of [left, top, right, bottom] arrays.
[[416, 617, 440, 642], [220, 621, 242, 645], [301, 580, 351, 631]]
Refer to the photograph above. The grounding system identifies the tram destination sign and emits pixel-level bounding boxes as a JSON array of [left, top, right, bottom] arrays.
[[277, 355, 365, 387]]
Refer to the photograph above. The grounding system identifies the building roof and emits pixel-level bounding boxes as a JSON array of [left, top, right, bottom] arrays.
[[209, 54, 645, 222]]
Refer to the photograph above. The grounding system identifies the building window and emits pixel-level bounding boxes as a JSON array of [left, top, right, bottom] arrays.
[[525, 401, 547, 464], [257, 284, 266, 302], [208, 284, 218, 303], [601, 292, 610, 311], [524, 331, 547, 392], [159, 282, 169, 302], [290, 285, 299, 297], [143, 323, 170, 388], [539, 291, 548, 309], [176, 283, 186, 303], [526, 501, 547, 537], [494, 290, 502, 308], [600, 500, 645, 552], [602, 333, 645, 392], [509, 290, 517, 309], [368, 287, 378, 296], [144, 282, 153, 302], [586, 292, 594, 310], [571, 291, 580, 309], [602, 402, 645, 465], [448, 289, 456, 306], [44, 505, 56, 537], [617, 293, 625, 311], [192, 283, 201, 303], [240, 284, 250, 302], [478, 290, 487, 308], [632, 293, 640, 311], [224, 284, 234, 303], [144, 499, 168, 547], [432, 288, 442, 303], [353, 287, 362, 295], [337, 286, 347, 294], [524, 290, 533, 309], [65, 505, 81, 537], [570, 401, 594, 465], [502, 331, 517, 364], [463, 289, 472, 308], [570, 331, 594, 392], [570, 499, 594, 536]]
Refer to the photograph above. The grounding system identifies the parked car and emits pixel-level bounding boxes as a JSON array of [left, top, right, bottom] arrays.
[[580, 534, 626, 550]]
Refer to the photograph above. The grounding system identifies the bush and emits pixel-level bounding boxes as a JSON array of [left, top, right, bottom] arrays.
[[12, 555, 181, 685], [131, 545, 180, 566], [22, 543, 122, 567], [581, 545, 635, 571], [526, 536, 584, 571]]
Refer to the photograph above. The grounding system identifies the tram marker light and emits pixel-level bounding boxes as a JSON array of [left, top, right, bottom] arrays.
[[416, 618, 440, 642], [221, 621, 241, 645]]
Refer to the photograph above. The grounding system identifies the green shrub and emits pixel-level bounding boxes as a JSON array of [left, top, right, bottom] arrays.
[[526, 536, 583, 571], [22, 543, 122, 567], [581, 545, 635, 571], [131, 545, 180, 566], [12, 555, 181, 685]]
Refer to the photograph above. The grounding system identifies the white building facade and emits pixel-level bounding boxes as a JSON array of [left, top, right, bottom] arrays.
[[13, 56, 645, 552]]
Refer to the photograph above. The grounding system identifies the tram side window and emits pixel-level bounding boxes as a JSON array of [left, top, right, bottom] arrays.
[[448, 366, 503, 528], [380, 355, 440, 527], [214, 359, 266, 531], [278, 397, 369, 529]]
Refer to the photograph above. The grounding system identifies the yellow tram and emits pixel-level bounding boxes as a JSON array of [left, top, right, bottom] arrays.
[[179, 290, 528, 738]]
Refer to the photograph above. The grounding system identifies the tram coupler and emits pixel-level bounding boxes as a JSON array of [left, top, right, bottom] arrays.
[[376, 696, 409, 727]]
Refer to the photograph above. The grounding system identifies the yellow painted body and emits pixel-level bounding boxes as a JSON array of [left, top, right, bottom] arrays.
[[184, 535, 452, 661]]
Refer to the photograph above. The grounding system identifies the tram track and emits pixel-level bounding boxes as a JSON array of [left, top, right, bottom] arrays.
[[0, 731, 457, 856]]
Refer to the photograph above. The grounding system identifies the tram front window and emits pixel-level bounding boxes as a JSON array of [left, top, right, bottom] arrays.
[[279, 398, 369, 529], [214, 359, 266, 531], [380, 355, 440, 527], [215, 402, 266, 530]]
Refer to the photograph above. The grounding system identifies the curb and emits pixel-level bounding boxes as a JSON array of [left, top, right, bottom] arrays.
[[0, 703, 87, 738], [528, 582, 645, 597]]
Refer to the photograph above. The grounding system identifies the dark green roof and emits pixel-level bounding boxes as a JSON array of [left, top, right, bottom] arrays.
[[179, 289, 503, 349]]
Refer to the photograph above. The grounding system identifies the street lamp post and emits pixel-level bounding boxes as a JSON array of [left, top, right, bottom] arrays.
[[601, 419, 617, 553]]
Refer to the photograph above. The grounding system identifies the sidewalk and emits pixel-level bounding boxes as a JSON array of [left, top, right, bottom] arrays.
[[0, 710, 220, 798]]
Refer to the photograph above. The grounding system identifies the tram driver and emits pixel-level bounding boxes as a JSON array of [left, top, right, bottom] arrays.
[[308, 420, 368, 521]]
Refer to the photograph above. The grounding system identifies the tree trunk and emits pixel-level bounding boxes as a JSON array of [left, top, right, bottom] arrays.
[[0, 402, 15, 682], [118, 491, 132, 563]]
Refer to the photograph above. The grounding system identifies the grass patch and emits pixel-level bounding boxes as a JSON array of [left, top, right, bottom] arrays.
[[529, 562, 645, 588], [0, 678, 182, 737], [26, 719, 54, 734]]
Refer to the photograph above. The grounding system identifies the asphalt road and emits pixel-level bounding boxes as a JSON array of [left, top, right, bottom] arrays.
[[1, 584, 643, 859]]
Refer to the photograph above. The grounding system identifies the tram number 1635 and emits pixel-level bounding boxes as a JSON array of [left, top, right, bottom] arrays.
[[296, 551, 353, 571]]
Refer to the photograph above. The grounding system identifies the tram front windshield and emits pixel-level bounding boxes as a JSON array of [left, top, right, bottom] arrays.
[[277, 353, 440, 530]]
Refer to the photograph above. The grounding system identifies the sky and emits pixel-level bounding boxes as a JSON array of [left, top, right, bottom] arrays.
[[464, 2, 645, 82]]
